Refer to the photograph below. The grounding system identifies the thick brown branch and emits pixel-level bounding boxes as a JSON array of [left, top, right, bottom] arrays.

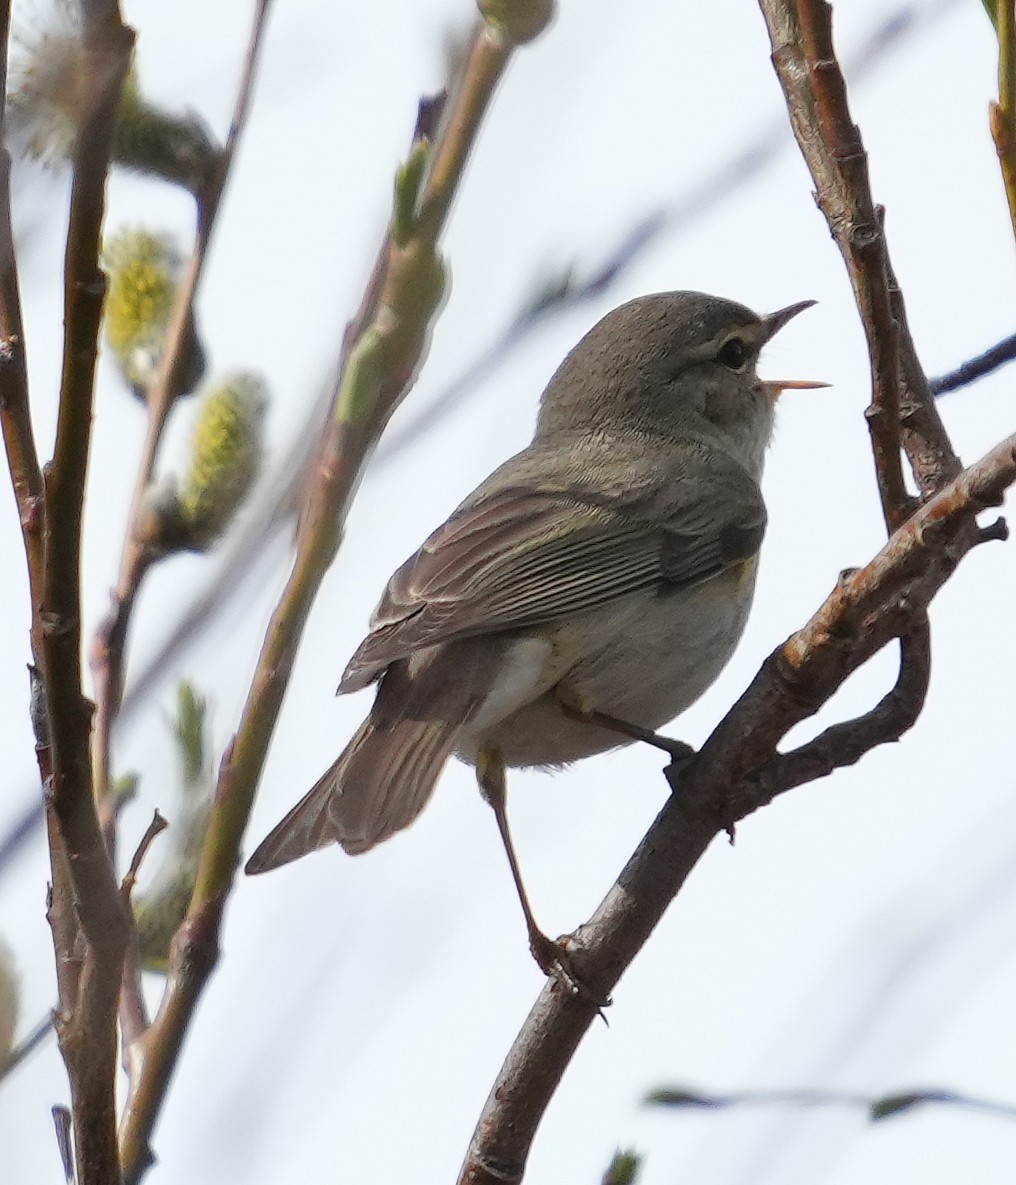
[[458, 435, 1016, 1185]]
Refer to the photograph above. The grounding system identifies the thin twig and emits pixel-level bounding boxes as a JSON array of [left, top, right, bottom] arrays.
[[457, 431, 1016, 1185], [38, 4, 135, 1183], [120, 811, 168, 902], [765, 0, 912, 528], [89, 0, 273, 841], [0, 0, 44, 614], [117, 811, 166, 1060]]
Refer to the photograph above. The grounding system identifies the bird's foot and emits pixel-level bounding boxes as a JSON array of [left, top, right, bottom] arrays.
[[529, 929, 613, 1014]]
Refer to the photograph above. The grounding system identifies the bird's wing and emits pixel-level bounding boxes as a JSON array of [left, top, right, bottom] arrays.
[[339, 452, 765, 692]]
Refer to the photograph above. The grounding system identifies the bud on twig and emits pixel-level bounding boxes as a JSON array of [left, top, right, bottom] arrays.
[[478, 0, 555, 45]]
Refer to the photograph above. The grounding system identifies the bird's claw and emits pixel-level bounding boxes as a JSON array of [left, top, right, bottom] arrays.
[[529, 930, 613, 1013]]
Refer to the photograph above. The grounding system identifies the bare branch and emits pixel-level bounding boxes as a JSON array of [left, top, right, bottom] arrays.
[[762, 0, 912, 526], [457, 429, 1016, 1185], [120, 811, 168, 902], [36, 3, 135, 1182]]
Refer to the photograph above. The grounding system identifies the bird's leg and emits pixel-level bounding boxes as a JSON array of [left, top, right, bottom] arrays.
[[476, 745, 608, 1005], [556, 687, 695, 764], [476, 744, 564, 977]]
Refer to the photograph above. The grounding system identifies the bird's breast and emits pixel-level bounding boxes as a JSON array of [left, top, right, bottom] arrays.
[[458, 559, 759, 769]]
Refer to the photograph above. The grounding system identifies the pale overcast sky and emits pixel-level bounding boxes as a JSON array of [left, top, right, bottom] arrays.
[[3, 2, 1016, 1183]]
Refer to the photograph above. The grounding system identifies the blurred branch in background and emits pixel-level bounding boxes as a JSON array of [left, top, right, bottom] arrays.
[[0, 1012, 51, 1086], [930, 327, 1016, 393], [645, 1085, 1016, 1123]]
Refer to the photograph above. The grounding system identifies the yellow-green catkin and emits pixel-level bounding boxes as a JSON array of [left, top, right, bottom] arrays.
[[177, 374, 267, 550], [103, 227, 205, 401]]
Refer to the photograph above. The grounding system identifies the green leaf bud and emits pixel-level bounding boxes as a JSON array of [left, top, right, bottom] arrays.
[[478, 0, 555, 45]]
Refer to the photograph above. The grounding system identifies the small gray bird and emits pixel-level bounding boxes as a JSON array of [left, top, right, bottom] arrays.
[[247, 291, 820, 977]]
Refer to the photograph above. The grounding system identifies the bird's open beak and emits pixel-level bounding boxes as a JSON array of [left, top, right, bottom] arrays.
[[762, 377, 831, 402], [760, 301, 825, 401], [762, 299, 817, 342]]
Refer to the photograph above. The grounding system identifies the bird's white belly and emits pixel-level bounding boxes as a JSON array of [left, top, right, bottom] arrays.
[[457, 560, 757, 769]]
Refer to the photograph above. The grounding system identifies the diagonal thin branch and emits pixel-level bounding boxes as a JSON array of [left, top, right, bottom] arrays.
[[645, 1083, 1016, 1123], [89, 0, 273, 841], [765, 2, 909, 528], [116, 14, 550, 1182], [457, 429, 1016, 1185]]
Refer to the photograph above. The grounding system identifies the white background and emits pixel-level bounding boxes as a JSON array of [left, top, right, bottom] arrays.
[[3, 1, 1016, 1182]]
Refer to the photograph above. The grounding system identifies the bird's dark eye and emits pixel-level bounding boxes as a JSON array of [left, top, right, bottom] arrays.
[[716, 336, 749, 371]]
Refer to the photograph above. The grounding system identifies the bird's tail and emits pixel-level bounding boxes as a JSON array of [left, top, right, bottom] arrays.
[[245, 652, 482, 874]]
